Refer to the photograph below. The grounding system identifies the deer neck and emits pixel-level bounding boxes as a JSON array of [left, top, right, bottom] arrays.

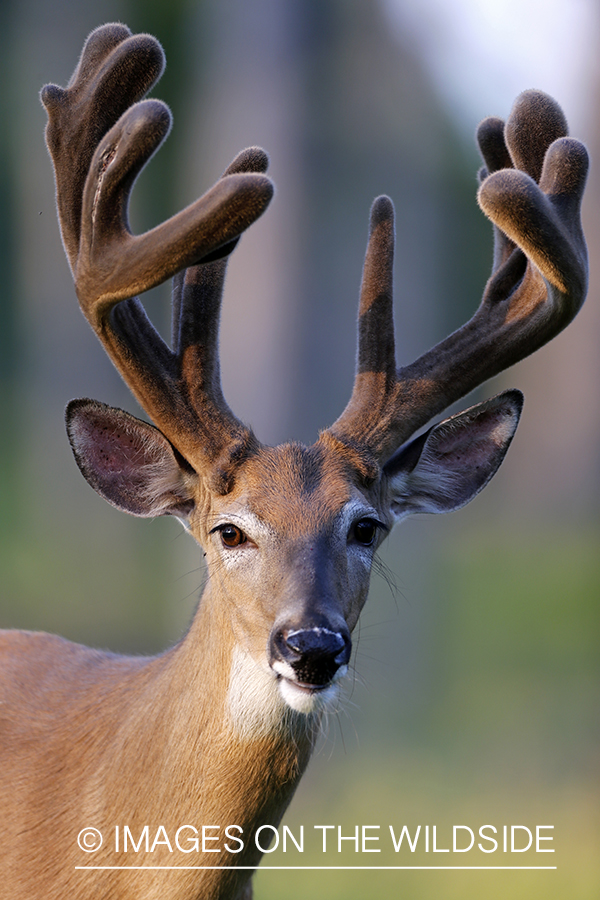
[[96, 579, 318, 843]]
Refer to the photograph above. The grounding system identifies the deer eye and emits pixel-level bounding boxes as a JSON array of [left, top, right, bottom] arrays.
[[352, 518, 378, 547], [215, 524, 247, 548]]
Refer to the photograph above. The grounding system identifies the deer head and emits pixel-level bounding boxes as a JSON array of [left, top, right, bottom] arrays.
[[42, 24, 588, 719]]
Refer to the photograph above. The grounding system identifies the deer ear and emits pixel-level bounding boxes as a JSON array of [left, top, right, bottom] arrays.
[[382, 390, 523, 522], [66, 399, 197, 519]]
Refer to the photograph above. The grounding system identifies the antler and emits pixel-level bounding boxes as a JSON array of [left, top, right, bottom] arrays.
[[328, 90, 589, 466], [41, 24, 273, 484]]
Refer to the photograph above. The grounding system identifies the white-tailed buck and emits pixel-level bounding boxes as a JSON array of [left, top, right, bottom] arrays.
[[0, 22, 589, 900]]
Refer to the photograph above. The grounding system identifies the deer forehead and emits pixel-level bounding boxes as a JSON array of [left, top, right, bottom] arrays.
[[205, 442, 378, 539]]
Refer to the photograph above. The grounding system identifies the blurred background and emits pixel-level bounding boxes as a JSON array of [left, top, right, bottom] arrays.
[[0, 0, 598, 897]]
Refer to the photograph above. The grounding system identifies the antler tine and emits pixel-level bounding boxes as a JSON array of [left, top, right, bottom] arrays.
[[476, 115, 516, 275], [42, 23, 165, 272], [172, 146, 270, 355], [326, 196, 397, 457], [43, 25, 273, 480], [328, 90, 589, 467], [162, 147, 272, 485]]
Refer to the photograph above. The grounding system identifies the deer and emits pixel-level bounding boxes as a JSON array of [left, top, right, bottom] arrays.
[[0, 21, 589, 900]]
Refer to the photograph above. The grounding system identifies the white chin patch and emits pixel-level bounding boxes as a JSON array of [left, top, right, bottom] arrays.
[[227, 647, 347, 738], [276, 665, 347, 714]]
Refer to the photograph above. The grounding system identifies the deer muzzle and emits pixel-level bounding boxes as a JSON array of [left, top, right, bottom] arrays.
[[269, 625, 351, 690]]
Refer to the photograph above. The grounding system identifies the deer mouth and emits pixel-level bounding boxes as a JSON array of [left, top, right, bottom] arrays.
[[272, 661, 348, 713], [289, 679, 332, 693]]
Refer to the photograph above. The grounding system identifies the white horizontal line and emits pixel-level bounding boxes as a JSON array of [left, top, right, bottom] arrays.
[[75, 865, 557, 871]]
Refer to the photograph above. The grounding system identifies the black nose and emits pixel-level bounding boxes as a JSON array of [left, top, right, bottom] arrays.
[[271, 626, 351, 687]]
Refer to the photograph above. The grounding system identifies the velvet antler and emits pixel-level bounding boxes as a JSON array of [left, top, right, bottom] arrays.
[[328, 90, 588, 466], [41, 24, 273, 480]]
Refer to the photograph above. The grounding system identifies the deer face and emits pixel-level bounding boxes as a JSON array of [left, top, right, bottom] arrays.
[[195, 442, 385, 713]]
